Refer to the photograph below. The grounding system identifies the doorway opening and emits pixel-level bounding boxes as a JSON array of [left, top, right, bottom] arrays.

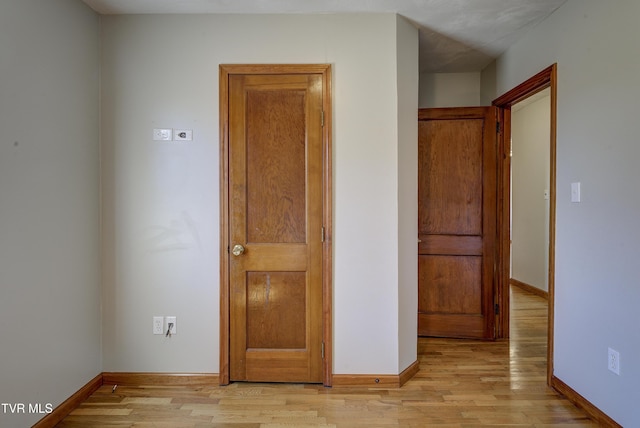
[[493, 64, 557, 384]]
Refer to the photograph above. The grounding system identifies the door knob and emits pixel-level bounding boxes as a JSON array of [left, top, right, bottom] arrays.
[[232, 244, 245, 256]]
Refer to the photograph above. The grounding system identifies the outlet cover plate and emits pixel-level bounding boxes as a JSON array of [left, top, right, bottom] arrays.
[[166, 316, 177, 335], [608, 347, 620, 375], [174, 129, 193, 141], [153, 316, 164, 335], [153, 128, 172, 141]]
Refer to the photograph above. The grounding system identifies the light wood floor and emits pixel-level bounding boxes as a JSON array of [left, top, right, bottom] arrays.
[[58, 287, 596, 427]]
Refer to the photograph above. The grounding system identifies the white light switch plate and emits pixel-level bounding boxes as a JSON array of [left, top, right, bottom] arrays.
[[153, 128, 172, 141], [571, 182, 581, 203]]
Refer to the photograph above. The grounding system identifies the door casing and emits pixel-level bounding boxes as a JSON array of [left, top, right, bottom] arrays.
[[493, 64, 557, 385], [219, 64, 333, 386]]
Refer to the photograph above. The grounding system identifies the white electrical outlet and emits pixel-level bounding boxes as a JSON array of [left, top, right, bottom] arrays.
[[608, 347, 620, 375], [153, 316, 164, 335], [165, 316, 177, 336]]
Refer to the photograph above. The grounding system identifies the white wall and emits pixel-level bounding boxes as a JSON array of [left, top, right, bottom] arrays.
[[0, 0, 101, 426], [395, 15, 419, 372], [496, 0, 640, 425], [100, 13, 418, 376], [480, 60, 497, 106], [419, 72, 481, 108], [511, 91, 550, 292]]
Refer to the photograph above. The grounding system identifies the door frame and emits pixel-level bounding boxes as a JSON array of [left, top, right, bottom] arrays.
[[493, 64, 557, 385], [218, 64, 333, 386]]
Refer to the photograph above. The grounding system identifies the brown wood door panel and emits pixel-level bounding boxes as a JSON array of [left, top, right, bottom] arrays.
[[418, 107, 498, 340], [419, 119, 483, 235], [246, 272, 307, 349], [228, 72, 323, 383], [245, 351, 311, 382]]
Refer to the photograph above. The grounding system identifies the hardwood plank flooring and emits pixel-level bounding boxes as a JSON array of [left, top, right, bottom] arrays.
[[57, 287, 596, 427]]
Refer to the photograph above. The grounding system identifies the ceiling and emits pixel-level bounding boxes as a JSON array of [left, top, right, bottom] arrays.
[[81, 0, 567, 73]]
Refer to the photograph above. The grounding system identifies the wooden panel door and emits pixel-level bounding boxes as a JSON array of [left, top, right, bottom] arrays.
[[228, 73, 323, 382], [418, 107, 498, 339]]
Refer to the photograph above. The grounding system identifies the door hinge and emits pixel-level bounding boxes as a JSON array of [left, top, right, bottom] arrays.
[[321, 111, 325, 127], [495, 303, 500, 315], [496, 121, 500, 134], [321, 226, 325, 242], [321, 342, 325, 359]]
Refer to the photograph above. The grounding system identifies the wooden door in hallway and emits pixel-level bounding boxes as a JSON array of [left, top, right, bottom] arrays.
[[418, 107, 498, 339], [222, 66, 330, 383]]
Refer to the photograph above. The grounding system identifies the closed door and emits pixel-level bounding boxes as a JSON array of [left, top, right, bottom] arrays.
[[418, 107, 498, 339], [227, 72, 324, 382]]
